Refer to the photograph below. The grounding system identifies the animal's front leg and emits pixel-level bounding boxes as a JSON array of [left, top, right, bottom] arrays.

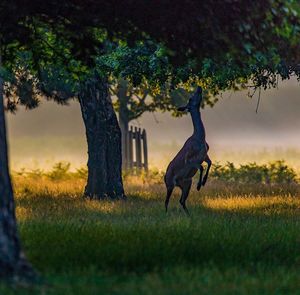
[[197, 165, 204, 191]]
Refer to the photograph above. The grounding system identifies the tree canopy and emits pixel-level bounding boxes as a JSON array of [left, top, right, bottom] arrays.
[[2, 0, 299, 103], [49, 1, 300, 86]]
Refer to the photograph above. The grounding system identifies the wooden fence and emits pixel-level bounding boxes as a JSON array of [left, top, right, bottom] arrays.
[[122, 126, 148, 172]]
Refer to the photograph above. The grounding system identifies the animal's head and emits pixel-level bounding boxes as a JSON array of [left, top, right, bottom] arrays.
[[177, 86, 202, 112]]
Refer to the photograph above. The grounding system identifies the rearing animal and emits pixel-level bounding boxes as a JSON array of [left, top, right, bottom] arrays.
[[164, 86, 211, 214]]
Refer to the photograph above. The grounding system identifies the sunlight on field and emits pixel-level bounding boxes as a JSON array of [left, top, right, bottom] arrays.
[[202, 196, 300, 213], [15, 206, 32, 221], [7, 175, 300, 294], [13, 176, 300, 221], [13, 177, 86, 196]]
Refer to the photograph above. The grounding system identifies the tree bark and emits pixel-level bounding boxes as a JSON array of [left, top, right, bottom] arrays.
[[79, 73, 125, 199], [0, 53, 34, 280], [119, 108, 129, 170], [117, 79, 130, 170]]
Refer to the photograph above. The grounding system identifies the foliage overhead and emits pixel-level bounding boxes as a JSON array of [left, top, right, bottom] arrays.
[[38, 0, 300, 91], [0, 0, 300, 112]]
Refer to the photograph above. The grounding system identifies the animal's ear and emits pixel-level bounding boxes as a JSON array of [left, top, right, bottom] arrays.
[[177, 105, 187, 112]]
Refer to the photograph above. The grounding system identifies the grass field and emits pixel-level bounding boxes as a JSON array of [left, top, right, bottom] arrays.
[[1, 176, 300, 294]]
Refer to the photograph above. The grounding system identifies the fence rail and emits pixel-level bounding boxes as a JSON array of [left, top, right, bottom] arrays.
[[122, 126, 148, 172]]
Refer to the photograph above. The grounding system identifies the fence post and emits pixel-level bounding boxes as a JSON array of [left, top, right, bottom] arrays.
[[125, 125, 148, 173], [142, 129, 148, 172]]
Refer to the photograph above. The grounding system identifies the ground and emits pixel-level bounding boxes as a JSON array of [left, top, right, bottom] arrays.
[[1, 176, 300, 294]]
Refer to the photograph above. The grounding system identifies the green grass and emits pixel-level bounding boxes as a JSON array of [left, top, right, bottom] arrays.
[[1, 178, 300, 294]]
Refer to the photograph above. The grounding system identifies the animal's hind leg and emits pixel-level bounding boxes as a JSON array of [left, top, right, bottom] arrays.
[[179, 179, 192, 215], [197, 165, 204, 191], [202, 156, 212, 186], [165, 186, 174, 212]]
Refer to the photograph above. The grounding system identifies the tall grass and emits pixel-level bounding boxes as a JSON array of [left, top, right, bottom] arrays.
[[2, 168, 300, 294], [13, 159, 299, 184]]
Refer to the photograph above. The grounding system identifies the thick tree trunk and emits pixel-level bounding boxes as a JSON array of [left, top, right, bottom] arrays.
[[0, 54, 34, 280], [79, 73, 125, 199], [106, 110, 125, 197]]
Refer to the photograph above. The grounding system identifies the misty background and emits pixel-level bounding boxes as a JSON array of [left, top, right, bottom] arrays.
[[6, 78, 300, 171]]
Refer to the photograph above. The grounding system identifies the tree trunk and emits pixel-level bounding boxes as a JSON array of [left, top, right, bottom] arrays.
[[117, 79, 130, 170], [106, 109, 125, 197], [79, 73, 125, 199], [0, 53, 34, 280], [119, 110, 129, 170]]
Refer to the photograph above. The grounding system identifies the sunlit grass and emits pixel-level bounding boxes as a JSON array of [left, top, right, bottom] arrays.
[[2, 176, 300, 294], [202, 195, 300, 213]]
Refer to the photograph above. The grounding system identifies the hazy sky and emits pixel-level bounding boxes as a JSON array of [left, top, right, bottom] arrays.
[[6, 78, 300, 170]]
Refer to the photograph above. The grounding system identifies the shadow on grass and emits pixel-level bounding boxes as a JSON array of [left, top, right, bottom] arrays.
[[14, 190, 300, 276]]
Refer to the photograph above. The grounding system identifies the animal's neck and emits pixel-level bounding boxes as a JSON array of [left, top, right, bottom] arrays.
[[190, 108, 205, 141]]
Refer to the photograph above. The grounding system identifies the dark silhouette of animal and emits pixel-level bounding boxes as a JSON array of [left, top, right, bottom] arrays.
[[164, 86, 211, 214]]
